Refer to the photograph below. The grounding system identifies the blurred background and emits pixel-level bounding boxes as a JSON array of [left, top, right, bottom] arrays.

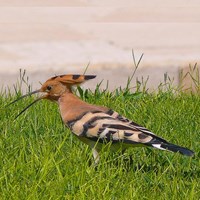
[[0, 0, 200, 91]]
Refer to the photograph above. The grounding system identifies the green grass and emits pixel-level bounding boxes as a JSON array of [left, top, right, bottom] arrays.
[[0, 79, 200, 199]]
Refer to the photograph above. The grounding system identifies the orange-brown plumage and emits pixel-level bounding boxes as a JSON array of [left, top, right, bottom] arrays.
[[9, 73, 194, 164], [58, 93, 109, 123]]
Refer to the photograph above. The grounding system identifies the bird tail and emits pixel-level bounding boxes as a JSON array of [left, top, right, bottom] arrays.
[[151, 142, 194, 157]]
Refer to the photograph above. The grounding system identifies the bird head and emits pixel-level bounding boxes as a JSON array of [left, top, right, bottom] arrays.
[[7, 74, 96, 118], [40, 74, 96, 101]]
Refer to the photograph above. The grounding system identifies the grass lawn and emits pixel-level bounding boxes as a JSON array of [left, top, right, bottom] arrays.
[[0, 73, 199, 200]]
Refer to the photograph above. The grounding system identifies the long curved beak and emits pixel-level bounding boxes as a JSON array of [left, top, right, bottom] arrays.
[[6, 89, 47, 119], [6, 89, 41, 107], [14, 96, 43, 119]]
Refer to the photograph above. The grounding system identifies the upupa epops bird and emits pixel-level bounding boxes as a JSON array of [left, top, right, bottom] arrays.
[[9, 74, 194, 164]]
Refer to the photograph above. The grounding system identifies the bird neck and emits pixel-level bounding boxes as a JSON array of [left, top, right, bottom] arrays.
[[58, 92, 89, 123], [57, 92, 108, 123]]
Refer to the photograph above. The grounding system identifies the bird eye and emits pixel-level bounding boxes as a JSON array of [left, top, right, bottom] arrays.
[[47, 85, 52, 91]]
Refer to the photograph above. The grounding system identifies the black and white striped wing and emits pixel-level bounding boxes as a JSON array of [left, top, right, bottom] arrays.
[[67, 110, 166, 148], [67, 109, 194, 156], [66, 109, 194, 156]]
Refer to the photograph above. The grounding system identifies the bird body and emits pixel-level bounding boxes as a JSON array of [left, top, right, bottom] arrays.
[[9, 74, 194, 164]]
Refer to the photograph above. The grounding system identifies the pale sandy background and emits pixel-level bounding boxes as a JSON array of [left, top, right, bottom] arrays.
[[0, 0, 200, 91]]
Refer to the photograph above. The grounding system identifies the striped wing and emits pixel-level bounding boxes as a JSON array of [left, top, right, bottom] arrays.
[[66, 109, 194, 156], [66, 109, 167, 148]]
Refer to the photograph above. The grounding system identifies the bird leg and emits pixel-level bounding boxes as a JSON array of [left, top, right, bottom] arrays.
[[92, 148, 100, 165]]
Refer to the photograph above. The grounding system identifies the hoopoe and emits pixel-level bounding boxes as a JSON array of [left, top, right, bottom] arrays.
[[9, 74, 194, 164]]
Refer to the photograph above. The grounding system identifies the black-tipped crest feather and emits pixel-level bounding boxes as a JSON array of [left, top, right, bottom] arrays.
[[84, 75, 96, 80]]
